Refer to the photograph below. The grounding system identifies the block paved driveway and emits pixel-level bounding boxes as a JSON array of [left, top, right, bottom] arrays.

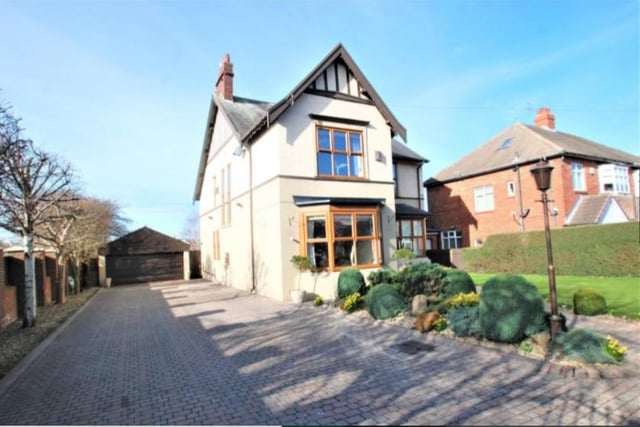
[[0, 279, 638, 426]]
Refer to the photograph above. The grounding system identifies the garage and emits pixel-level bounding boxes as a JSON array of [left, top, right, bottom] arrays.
[[102, 226, 190, 286]]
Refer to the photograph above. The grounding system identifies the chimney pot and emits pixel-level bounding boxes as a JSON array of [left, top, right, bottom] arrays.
[[534, 107, 555, 130], [216, 53, 234, 101]]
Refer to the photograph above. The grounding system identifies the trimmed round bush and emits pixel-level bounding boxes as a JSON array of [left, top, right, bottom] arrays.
[[365, 283, 406, 320], [573, 288, 607, 316], [554, 328, 618, 364], [337, 268, 366, 299], [478, 274, 547, 343], [395, 262, 448, 303], [367, 268, 398, 287], [443, 269, 476, 297], [447, 305, 480, 337]]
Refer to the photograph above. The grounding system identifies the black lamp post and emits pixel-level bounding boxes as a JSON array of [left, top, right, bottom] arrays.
[[530, 159, 562, 340]]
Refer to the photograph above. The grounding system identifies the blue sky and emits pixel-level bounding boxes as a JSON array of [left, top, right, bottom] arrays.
[[0, 0, 638, 242]]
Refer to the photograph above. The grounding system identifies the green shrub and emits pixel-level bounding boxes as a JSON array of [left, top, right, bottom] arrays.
[[342, 292, 362, 313], [365, 283, 406, 320], [447, 306, 480, 337], [573, 288, 607, 316], [478, 274, 547, 343], [395, 262, 448, 303], [337, 268, 366, 299], [554, 329, 619, 364], [367, 268, 398, 287], [443, 269, 477, 297]]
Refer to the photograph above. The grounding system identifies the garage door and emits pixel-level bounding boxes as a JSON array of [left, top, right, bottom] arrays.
[[106, 253, 184, 285]]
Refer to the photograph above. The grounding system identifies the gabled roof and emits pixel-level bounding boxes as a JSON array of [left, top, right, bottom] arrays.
[[392, 139, 428, 163], [100, 226, 189, 256], [194, 43, 407, 201], [565, 194, 635, 226], [426, 123, 640, 186]]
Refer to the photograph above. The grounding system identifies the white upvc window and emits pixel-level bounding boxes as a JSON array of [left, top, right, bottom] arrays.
[[474, 185, 494, 212], [599, 164, 630, 194], [441, 230, 462, 249], [507, 181, 515, 197], [572, 162, 586, 191]]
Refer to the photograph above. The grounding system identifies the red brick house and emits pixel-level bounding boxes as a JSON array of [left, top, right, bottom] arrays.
[[424, 108, 640, 249]]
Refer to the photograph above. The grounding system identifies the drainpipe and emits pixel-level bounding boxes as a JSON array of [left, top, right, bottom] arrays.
[[248, 143, 256, 293], [514, 158, 526, 232]]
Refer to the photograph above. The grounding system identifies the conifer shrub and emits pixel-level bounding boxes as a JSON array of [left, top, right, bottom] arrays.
[[447, 305, 480, 337], [394, 262, 448, 303], [573, 288, 607, 316], [478, 274, 547, 343], [443, 269, 477, 297], [337, 268, 366, 299], [365, 283, 406, 320], [553, 329, 619, 364], [367, 268, 398, 287]]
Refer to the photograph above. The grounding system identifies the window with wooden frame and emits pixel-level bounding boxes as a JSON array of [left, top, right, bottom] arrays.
[[301, 207, 379, 271], [397, 219, 426, 256], [316, 127, 364, 178]]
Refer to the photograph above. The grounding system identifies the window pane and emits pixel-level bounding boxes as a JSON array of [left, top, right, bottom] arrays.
[[356, 240, 375, 265], [350, 133, 362, 152], [356, 214, 374, 236], [333, 214, 352, 237], [318, 152, 332, 175], [400, 220, 411, 236], [414, 220, 422, 235], [349, 155, 363, 177], [318, 129, 331, 150], [308, 242, 329, 268], [334, 154, 348, 176], [334, 131, 347, 151], [334, 241, 353, 266], [307, 216, 326, 239]]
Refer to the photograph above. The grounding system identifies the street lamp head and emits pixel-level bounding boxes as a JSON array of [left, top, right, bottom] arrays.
[[530, 159, 554, 192]]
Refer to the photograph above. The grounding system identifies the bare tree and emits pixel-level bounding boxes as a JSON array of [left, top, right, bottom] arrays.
[[0, 102, 75, 327], [181, 210, 200, 250], [65, 197, 129, 291]]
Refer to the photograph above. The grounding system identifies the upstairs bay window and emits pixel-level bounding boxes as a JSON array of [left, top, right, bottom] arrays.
[[317, 127, 364, 178], [303, 208, 379, 271]]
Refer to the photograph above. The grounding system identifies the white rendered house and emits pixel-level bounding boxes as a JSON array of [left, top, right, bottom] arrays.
[[193, 44, 429, 302]]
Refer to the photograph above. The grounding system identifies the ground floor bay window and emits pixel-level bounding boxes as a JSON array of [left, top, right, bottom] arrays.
[[301, 206, 381, 271]]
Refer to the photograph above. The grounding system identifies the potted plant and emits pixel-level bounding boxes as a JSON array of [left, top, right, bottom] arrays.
[[290, 255, 310, 303]]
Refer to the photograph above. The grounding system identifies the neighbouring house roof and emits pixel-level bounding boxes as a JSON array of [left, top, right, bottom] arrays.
[[292, 196, 384, 207], [392, 139, 428, 163], [100, 226, 189, 256], [425, 123, 640, 186], [194, 43, 408, 201], [566, 194, 636, 226], [395, 203, 430, 218]]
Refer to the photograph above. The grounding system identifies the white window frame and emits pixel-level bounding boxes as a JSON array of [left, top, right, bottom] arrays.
[[572, 162, 586, 191], [441, 230, 462, 249], [474, 185, 495, 212], [599, 164, 630, 194], [507, 181, 515, 197]]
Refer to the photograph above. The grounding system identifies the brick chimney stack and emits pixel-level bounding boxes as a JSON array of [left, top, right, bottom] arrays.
[[216, 54, 234, 101], [534, 107, 555, 130]]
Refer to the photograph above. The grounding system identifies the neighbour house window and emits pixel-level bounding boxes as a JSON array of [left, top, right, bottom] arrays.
[[599, 164, 630, 194], [396, 219, 426, 256], [302, 207, 379, 271], [571, 163, 586, 191], [316, 127, 364, 178], [441, 230, 462, 249], [221, 164, 231, 226], [473, 185, 494, 212], [507, 181, 515, 197]]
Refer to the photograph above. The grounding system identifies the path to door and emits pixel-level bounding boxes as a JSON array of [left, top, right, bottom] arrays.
[[0, 279, 637, 425]]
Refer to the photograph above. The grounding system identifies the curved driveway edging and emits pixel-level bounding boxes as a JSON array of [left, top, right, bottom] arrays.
[[0, 280, 637, 426]]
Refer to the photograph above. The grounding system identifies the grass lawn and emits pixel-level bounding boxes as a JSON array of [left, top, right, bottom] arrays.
[[469, 273, 640, 320]]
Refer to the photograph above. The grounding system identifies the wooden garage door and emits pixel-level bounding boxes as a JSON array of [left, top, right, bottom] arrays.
[[106, 253, 184, 285]]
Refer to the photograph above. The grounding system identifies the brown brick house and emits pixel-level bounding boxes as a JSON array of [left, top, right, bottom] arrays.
[[424, 108, 640, 249]]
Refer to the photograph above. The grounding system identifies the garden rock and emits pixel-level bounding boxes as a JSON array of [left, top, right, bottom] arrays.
[[411, 294, 428, 315]]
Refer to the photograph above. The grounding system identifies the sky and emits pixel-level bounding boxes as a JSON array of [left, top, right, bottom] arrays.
[[0, 0, 638, 243]]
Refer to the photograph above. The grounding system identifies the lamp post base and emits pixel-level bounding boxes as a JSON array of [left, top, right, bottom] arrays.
[[549, 314, 563, 340]]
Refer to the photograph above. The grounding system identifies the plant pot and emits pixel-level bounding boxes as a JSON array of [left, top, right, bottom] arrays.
[[290, 289, 304, 304]]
